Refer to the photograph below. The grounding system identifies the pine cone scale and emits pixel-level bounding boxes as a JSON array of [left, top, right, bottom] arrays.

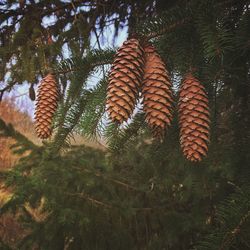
[[109, 71, 140, 93], [113, 59, 144, 74], [107, 84, 136, 103], [106, 99, 131, 117], [143, 89, 173, 102], [107, 84, 137, 105], [146, 106, 172, 118], [107, 92, 134, 110], [111, 64, 143, 84]]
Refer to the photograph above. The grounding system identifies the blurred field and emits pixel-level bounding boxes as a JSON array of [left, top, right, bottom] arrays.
[[0, 98, 35, 246], [0, 98, 36, 169], [0, 98, 105, 169]]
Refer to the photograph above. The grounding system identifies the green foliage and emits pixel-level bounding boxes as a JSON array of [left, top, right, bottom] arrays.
[[0, 0, 250, 249], [105, 112, 147, 153], [195, 185, 250, 250], [77, 78, 108, 139], [51, 49, 114, 152]]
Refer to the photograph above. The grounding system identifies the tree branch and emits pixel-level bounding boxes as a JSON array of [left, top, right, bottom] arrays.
[[146, 0, 238, 40], [71, 166, 143, 192], [220, 210, 250, 250], [146, 18, 190, 40], [66, 191, 112, 209], [0, 82, 18, 102]]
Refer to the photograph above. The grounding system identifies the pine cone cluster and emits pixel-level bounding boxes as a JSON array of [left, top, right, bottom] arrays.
[[142, 44, 173, 139], [178, 73, 210, 162], [106, 37, 211, 162], [34, 73, 59, 139], [106, 38, 145, 123], [32, 37, 211, 162], [106, 39, 174, 138]]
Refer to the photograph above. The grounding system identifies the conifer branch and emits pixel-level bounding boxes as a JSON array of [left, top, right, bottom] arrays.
[[66, 190, 190, 212], [0, 82, 17, 102], [145, 0, 238, 40], [55, 61, 111, 75], [66, 191, 112, 209], [71, 166, 143, 192], [219, 210, 250, 250], [146, 18, 190, 40]]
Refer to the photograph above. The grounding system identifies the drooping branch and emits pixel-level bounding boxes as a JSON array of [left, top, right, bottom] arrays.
[[219, 210, 250, 250], [0, 82, 17, 102], [55, 61, 112, 76], [146, 18, 190, 40], [145, 0, 239, 40], [71, 166, 143, 192], [66, 191, 112, 209]]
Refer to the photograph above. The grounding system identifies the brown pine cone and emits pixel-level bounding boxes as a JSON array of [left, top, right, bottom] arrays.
[[106, 38, 145, 124], [178, 73, 210, 162], [34, 73, 59, 139], [142, 44, 174, 139]]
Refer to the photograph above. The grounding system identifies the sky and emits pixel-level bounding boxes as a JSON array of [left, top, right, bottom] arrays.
[[5, 16, 128, 118]]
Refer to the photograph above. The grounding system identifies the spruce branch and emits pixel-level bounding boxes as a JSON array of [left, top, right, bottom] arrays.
[[0, 82, 18, 102], [51, 49, 114, 152], [195, 185, 250, 250], [71, 166, 143, 192], [66, 189, 192, 212], [55, 48, 114, 76], [66, 191, 112, 209], [219, 210, 250, 250], [146, 18, 190, 40], [55, 61, 112, 75], [105, 112, 146, 152], [78, 78, 108, 139], [144, 0, 239, 41]]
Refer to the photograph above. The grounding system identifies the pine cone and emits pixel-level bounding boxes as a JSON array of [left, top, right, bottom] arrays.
[[178, 73, 210, 162], [106, 38, 145, 124], [142, 44, 174, 139], [29, 84, 36, 101], [34, 73, 59, 139]]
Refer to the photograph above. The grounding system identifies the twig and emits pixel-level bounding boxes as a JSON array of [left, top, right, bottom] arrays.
[[66, 190, 188, 212], [146, 0, 237, 40], [66, 191, 112, 208], [219, 210, 250, 250], [146, 18, 190, 40], [55, 61, 111, 75], [71, 166, 141, 192], [0, 82, 18, 102], [93, 28, 106, 78]]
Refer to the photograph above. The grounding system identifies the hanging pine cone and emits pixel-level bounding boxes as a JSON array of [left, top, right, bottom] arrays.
[[29, 83, 36, 101], [106, 38, 145, 124], [142, 44, 174, 139], [34, 73, 59, 139], [178, 73, 210, 162]]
